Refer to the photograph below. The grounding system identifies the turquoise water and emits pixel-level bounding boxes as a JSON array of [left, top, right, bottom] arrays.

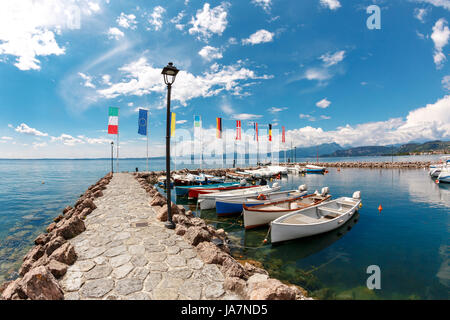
[[0, 157, 448, 300]]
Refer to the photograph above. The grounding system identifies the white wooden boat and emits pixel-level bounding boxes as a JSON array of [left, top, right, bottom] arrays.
[[215, 185, 308, 216], [198, 183, 281, 210], [270, 191, 361, 243], [429, 156, 450, 178], [243, 187, 331, 229], [437, 167, 450, 183]]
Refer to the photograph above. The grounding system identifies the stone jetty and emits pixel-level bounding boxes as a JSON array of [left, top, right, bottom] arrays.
[[0, 172, 309, 300]]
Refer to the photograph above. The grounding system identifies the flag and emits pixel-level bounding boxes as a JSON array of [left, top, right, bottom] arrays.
[[171, 112, 176, 137], [194, 115, 201, 128], [268, 124, 272, 142], [282, 126, 285, 143], [254, 122, 258, 142], [108, 107, 119, 134], [216, 117, 222, 139], [236, 120, 241, 141], [138, 109, 148, 136]]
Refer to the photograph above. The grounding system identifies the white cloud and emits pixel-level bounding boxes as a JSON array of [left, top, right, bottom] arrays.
[[316, 98, 331, 109], [268, 107, 287, 113], [414, 8, 428, 22], [319, 50, 345, 67], [299, 114, 316, 122], [417, 0, 450, 10], [289, 95, 450, 147], [431, 18, 450, 68], [15, 123, 48, 137], [97, 58, 272, 105], [149, 6, 166, 31], [117, 12, 137, 30], [32, 142, 48, 149], [0, 0, 102, 71], [189, 2, 230, 41], [320, 0, 341, 10], [198, 46, 223, 61], [252, 0, 272, 13], [171, 11, 186, 30], [320, 115, 331, 120], [221, 103, 235, 115], [303, 68, 331, 81], [102, 74, 112, 85], [51, 134, 84, 146], [442, 75, 450, 90], [232, 113, 263, 120], [1, 136, 13, 140], [242, 29, 274, 45], [176, 120, 188, 124], [7, 124, 13, 128], [107, 27, 124, 40], [78, 72, 95, 88]]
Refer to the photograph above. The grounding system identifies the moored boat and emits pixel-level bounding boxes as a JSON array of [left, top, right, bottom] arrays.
[[243, 187, 331, 229], [216, 185, 308, 216], [270, 191, 361, 243], [305, 165, 326, 173], [437, 168, 450, 183], [198, 184, 282, 211], [175, 182, 239, 197], [189, 184, 256, 200]]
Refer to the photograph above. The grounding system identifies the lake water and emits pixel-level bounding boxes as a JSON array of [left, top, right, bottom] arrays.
[[0, 157, 448, 300]]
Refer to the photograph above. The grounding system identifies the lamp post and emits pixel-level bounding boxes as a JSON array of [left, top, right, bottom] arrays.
[[294, 146, 297, 163], [111, 141, 114, 173], [162, 62, 179, 230]]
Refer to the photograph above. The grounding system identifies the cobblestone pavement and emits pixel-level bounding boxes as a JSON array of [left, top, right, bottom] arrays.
[[59, 173, 241, 300]]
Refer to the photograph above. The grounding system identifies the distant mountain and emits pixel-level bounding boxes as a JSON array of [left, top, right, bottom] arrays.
[[322, 140, 450, 157], [279, 143, 343, 159]]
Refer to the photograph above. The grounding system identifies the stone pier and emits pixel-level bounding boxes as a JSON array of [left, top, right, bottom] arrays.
[[59, 173, 240, 300]]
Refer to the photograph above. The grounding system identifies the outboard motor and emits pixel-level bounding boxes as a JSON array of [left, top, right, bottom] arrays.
[[298, 184, 307, 192], [314, 189, 320, 195], [240, 179, 247, 186], [352, 191, 361, 199], [321, 187, 329, 196], [272, 182, 279, 188]]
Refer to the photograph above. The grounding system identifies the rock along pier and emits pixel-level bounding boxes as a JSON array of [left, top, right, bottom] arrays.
[[0, 172, 309, 300]]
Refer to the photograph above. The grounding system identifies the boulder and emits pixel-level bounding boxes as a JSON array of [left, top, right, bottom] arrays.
[[244, 262, 269, 277], [223, 277, 247, 297], [175, 224, 187, 236], [20, 266, 64, 300], [23, 245, 45, 262], [220, 257, 246, 279], [156, 202, 179, 222], [53, 215, 64, 223], [81, 198, 96, 210], [93, 190, 103, 198], [79, 207, 92, 219], [150, 194, 166, 207], [34, 233, 51, 246], [62, 206, 72, 214], [195, 241, 228, 265], [247, 279, 297, 300], [46, 259, 68, 278], [56, 215, 85, 240], [184, 226, 212, 246], [1, 279, 27, 300], [44, 236, 66, 256], [49, 242, 77, 265], [46, 222, 57, 233], [172, 214, 191, 226]]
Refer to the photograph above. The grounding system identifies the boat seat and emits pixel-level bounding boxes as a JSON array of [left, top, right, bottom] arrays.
[[336, 200, 356, 206], [319, 207, 343, 216]]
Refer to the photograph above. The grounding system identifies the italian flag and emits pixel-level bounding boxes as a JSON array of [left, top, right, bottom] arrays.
[[108, 107, 119, 134]]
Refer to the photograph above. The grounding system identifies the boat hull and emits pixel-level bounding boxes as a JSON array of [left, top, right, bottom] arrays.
[[175, 182, 238, 197], [270, 197, 360, 243], [243, 194, 331, 229]]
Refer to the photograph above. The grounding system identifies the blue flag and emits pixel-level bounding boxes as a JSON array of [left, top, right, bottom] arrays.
[[138, 109, 148, 136]]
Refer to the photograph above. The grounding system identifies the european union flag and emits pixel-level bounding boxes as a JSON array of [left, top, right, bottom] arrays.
[[138, 109, 148, 136]]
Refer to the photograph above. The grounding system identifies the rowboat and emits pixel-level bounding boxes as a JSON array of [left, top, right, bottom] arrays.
[[305, 165, 326, 173], [215, 185, 308, 216], [243, 187, 331, 229], [198, 183, 282, 211], [437, 167, 450, 183], [429, 156, 450, 178], [175, 182, 239, 197], [189, 184, 257, 199], [270, 191, 361, 243]]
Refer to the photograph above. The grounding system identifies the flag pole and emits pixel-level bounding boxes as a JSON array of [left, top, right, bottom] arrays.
[[146, 111, 149, 172], [117, 107, 120, 173]]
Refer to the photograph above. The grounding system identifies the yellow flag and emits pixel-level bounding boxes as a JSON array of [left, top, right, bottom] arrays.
[[171, 112, 176, 137]]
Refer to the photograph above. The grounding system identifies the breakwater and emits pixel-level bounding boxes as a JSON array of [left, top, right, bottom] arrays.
[[0, 172, 309, 300]]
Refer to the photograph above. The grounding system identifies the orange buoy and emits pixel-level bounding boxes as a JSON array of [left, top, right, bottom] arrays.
[[337, 168, 340, 172], [378, 204, 383, 212], [325, 170, 329, 174], [263, 239, 268, 244], [435, 179, 439, 184]]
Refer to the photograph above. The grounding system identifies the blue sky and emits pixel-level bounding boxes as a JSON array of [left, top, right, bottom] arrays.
[[0, 0, 449, 158]]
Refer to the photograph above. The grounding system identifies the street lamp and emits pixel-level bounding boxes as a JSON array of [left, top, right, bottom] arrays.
[[162, 62, 179, 230], [111, 141, 114, 173]]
